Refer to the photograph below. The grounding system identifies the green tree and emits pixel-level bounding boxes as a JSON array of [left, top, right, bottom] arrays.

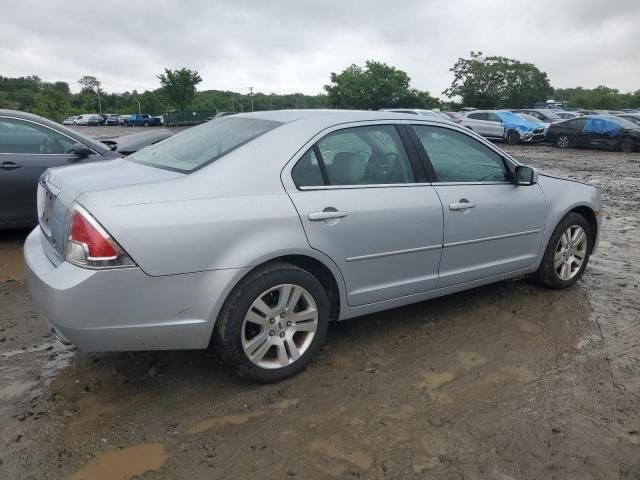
[[32, 88, 70, 121], [157, 68, 202, 110], [324, 60, 438, 110], [554, 86, 639, 109], [444, 51, 553, 108]]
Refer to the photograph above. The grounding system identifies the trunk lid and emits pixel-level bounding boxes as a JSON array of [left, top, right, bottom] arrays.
[[38, 159, 182, 264]]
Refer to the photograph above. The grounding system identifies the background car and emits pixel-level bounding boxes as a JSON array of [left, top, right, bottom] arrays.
[[24, 110, 601, 382], [62, 116, 77, 125], [127, 114, 162, 127], [73, 114, 101, 126], [617, 113, 640, 127], [380, 108, 453, 122], [104, 114, 119, 126], [555, 111, 583, 120], [512, 109, 563, 124], [458, 110, 545, 144], [516, 113, 549, 135], [0, 110, 174, 229], [546, 115, 640, 152]]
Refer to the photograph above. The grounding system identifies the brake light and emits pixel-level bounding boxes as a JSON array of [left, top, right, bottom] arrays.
[[65, 204, 135, 269]]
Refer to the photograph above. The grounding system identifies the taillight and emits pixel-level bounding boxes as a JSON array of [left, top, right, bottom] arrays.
[[65, 204, 135, 269]]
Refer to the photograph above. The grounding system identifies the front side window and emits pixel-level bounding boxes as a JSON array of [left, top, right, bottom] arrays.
[[412, 125, 510, 183], [0, 118, 75, 155], [127, 117, 282, 173], [316, 125, 414, 185]]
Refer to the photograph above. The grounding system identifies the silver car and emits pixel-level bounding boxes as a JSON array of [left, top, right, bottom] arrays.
[[24, 110, 602, 382]]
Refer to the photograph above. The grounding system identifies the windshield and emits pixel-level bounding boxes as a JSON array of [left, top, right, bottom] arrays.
[[127, 117, 282, 173], [540, 110, 562, 120], [517, 114, 542, 123]]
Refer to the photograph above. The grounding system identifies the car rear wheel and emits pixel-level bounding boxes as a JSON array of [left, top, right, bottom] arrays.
[[506, 130, 520, 145], [536, 212, 591, 289], [214, 262, 329, 382], [556, 135, 571, 148], [620, 138, 635, 153]]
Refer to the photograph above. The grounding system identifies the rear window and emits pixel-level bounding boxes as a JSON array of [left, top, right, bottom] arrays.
[[127, 117, 282, 173]]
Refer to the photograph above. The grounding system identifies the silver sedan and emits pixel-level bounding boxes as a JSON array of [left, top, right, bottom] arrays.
[[24, 110, 602, 382]]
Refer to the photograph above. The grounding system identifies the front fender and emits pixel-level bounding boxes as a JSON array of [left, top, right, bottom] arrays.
[[534, 174, 602, 268]]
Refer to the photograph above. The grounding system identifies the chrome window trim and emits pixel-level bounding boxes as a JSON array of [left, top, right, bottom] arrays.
[[432, 181, 514, 186], [298, 182, 433, 191], [0, 115, 99, 156], [346, 244, 441, 262], [443, 229, 541, 248]]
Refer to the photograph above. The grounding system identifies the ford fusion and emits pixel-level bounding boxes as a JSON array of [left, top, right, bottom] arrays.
[[24, 110, 602, 382]]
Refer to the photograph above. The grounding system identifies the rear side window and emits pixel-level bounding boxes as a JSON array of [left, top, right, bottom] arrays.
[[291, 149, 324, 187], [291, 125, 415, 188], [412, 125, 509, 183], [127, 117, 282, 173]]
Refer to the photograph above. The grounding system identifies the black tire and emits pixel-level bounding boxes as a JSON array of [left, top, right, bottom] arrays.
[[143, 121, 149, 127], [620, 138, 635, 153], [535, 212, 592, 289], [213, 262, 330, 382], [555, 135, 571, 148], [506, 130, 520, 145]]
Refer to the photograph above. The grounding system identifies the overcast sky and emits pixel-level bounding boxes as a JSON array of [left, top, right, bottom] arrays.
[[1, 0, 638, 98]]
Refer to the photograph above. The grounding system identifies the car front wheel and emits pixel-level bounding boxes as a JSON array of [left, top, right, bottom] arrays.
[[506, 130, 520, 145], [620, 138, 635, 153], [214, 263, 330, 382], [536, 212, 592, 289]]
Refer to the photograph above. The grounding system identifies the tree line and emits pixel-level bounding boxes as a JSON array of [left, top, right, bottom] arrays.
[[1, 53, 638, 123]]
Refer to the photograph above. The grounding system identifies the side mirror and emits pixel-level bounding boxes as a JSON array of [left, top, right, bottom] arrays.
[[72, 143, 91, 160], [515, 165, 538, 186]]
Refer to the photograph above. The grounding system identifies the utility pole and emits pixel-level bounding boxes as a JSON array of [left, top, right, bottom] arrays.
[[136, 100, 141, 114], [249, 86, 254, 112], [97, 88, 102, 114]]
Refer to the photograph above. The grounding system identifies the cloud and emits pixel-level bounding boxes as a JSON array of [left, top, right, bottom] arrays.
[[1, 0, 638, 98]]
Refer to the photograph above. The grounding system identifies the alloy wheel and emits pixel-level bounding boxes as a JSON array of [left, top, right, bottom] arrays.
[[557, 135, 570, 148], [554, 225, 588, 281], [241, 284, 319, 369]]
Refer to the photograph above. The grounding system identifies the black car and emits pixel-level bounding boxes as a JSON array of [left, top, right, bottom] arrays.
[[0, 110, 172, 229], [546, 115, 640, 153]]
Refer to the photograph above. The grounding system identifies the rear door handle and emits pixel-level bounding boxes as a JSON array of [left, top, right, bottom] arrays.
[[1, 162, 21, 171], [449, 201, 477, 211], [308, 210, 347, 221]]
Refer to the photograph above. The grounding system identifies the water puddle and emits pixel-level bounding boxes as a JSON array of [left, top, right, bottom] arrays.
[[414, 371, 455, 390], [310, 439, 372, 470], [65, 442, 166, 480], [501, 366, 537, 384], [457, 352, 487, 368], [0, 246, 24, 282], [187, 398, 299, 434]]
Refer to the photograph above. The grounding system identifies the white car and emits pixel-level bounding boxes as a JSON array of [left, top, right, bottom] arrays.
[[73, 114, 101, 126]]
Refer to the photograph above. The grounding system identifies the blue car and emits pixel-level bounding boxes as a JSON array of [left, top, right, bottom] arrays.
[[459, 110, 547, 144]]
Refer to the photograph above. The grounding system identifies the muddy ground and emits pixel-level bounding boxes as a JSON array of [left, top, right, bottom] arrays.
[[1, 130, 639, 479]]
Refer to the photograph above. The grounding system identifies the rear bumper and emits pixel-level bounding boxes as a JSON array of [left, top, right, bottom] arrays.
[[24, 228, 249, 352]]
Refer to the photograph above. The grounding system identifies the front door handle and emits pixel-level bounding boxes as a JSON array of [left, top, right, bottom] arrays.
[[1, 162, 21, 171], [449, 200, 477, 211], [309, 209, 347, 221]]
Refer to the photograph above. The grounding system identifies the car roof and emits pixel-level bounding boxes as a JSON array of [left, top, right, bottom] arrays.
[[230, 109, 452, 126]]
